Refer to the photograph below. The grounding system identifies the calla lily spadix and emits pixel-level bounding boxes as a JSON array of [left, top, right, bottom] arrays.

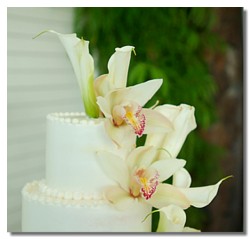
[[146, 104, 197, 158], [97, 79, 173, 148], [33, 30, 100, 118], [95, 46, 135, 97]]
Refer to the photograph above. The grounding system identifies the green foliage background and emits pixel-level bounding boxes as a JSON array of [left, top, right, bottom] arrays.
[[74, 7, 225, 231]]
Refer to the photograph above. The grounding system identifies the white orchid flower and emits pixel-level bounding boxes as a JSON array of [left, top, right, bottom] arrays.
[[156, 205, 200, 232], [95, 46, 135, 97], [96, 79, 173, 148], [98, 145, 230, 213], [33, 30, 99, 118], [97, 146, 190, 210], [146, 104, 197, 158]]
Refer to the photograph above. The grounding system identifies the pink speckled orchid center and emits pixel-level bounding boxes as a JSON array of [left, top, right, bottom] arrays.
[[135, 168, 159, 200], [112, 103, 146, 137]]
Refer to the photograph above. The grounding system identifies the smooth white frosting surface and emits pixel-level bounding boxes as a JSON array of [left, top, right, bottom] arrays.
[[22, 180, 152, 232], [45, 112, 118, 192]]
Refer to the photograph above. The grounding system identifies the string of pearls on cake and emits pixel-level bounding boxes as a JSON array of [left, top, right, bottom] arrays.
[[22, 180, 108, 207], [47, 112, 104, 126]]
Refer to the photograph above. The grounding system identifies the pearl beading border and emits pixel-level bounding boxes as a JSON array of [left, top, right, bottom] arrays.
[[22, 180, 108, 207], [47, 112, 104, 126]]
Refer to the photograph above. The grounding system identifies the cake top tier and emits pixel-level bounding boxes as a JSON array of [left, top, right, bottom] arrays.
[[45, 111, 117, 192]]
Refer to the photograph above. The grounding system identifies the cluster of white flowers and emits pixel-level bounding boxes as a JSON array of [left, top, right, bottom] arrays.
[[35, 30, 230, 232]]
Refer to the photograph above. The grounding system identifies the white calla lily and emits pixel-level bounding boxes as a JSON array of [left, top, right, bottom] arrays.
[[146, 104, 197, 158], [173, 168, 192, 188], [95, 46, 135, 97], [34, 30, 99, 118], [157, 205, 186, 232], [173, 169, 233, 208], [177, 176, 232, 208], [155, 205, 200, 232]]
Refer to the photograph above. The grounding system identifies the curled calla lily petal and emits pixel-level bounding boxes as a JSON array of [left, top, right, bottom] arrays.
[[95, 46, 135, 97], [178, 176, 232, 208], [143, 206, 200, 232], [34, 30, 99, 118], [107, 46, 135, 89], [156, 205, 186, 232], [146, 104, 197, 158], [173, 168, 192, 188], [147, 184, 190, 209]]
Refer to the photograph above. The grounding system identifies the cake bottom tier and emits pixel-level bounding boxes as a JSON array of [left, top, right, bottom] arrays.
[[22, 180, 152, 232]]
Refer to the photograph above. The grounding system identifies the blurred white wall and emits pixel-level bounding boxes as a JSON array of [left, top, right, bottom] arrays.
[[7, 7, 83, 232]]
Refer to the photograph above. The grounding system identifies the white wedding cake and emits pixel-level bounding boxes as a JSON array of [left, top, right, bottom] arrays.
[[22, 112, 152, 232], [21, 30, 226, 233]]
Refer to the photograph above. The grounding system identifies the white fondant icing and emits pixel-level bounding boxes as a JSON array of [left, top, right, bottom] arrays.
[[45, 112, 119, 192], [22, 180, 152, 232]]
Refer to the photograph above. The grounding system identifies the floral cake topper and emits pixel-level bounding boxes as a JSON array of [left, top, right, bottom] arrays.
[[34, 30, 232, 232]]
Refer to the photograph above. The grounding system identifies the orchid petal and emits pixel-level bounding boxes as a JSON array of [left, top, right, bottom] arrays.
[[173, 168, 192, 188], [112, 105, 126, 126], [127, 146, 157, 170], [104, 120, 136, 151], [142, 108, 174, 134], [151, 158, 186, 183], [178, 176, 232, 208], [147, 184, 190, 209], [146, 104, 196, 158], [156, 205, 186, 232], [106, 79, 163, 108], [96, 151, 129, 191], [124, 79, 163, 106], [96, 96, 112, 118], [105, 186, 137, 210]]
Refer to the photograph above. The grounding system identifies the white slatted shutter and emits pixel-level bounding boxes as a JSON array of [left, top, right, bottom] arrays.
[[7, 7, 82, 232]]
